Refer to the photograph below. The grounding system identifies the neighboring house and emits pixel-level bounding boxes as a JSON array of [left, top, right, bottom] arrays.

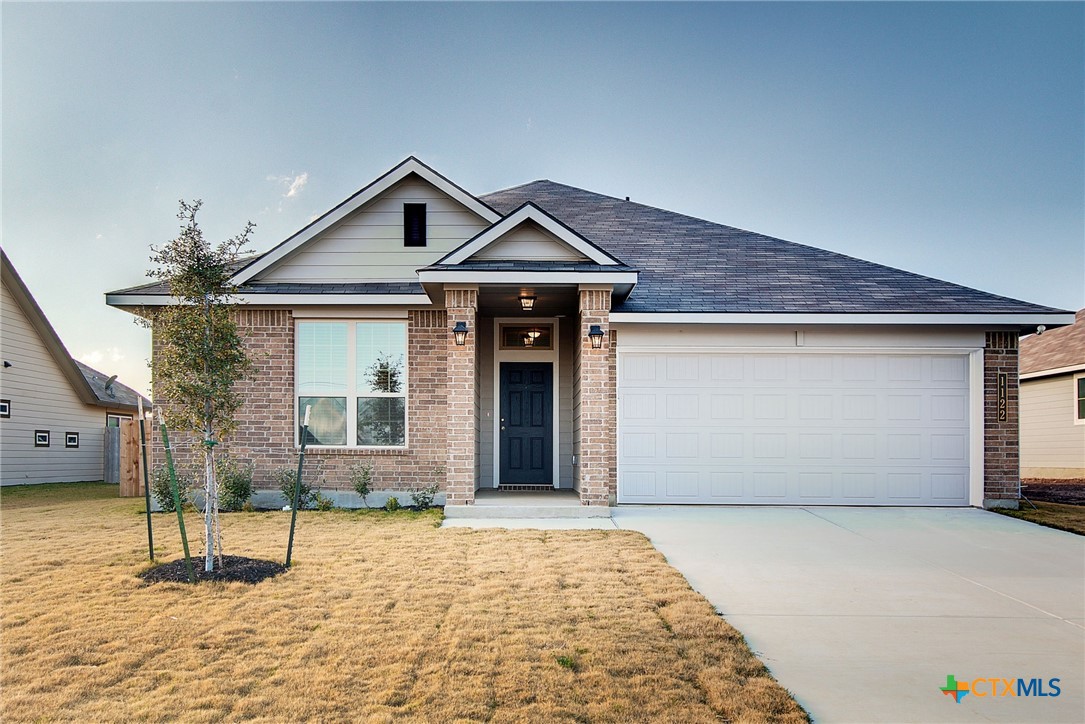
[[107, 158, 1072, 509], [1019, 308, 1085, 481], [1, 250, 150, 485]]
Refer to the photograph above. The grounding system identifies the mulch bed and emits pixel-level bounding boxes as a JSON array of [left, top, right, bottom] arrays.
[[140, 555, 287, 584], [1020, 482, 1085, 506]]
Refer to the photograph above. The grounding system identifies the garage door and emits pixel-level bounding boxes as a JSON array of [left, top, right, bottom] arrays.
[[618, 352, 972, 505]]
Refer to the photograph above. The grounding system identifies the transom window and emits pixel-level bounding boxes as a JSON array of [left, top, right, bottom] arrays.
[[500, 324, 554, 350], [296, 321, 407, 447]]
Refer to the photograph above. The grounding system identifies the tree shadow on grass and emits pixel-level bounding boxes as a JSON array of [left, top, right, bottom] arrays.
[[139, 555, 287, 584]]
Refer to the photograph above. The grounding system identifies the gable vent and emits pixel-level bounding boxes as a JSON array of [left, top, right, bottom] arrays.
[[404, 203, 426, 247]]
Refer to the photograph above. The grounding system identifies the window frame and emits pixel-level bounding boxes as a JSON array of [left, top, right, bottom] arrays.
[[1074, 373, 1085, 425], [294, 319, 409, 449], [403, 203, 427, 247]]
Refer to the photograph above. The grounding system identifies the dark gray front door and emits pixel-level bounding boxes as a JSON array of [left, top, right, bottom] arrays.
[[499, 362, 553, 485]]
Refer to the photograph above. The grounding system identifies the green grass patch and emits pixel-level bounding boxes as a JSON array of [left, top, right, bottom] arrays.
[[994, 500, 1085, 536], [0, 482, 118, 508]]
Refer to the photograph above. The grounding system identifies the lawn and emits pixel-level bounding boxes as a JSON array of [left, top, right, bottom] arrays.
[[995, 500, 1085, 536], [0, 483, 806, 723]]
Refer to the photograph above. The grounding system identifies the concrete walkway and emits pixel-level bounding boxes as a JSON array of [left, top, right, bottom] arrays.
[[612, 507, 1085, 723]]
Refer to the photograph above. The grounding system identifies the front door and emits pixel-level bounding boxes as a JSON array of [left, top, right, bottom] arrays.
[[499, 362, 553, 485]]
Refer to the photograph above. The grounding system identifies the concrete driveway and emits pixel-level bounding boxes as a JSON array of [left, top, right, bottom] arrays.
[[613, 507, 1084, 723]]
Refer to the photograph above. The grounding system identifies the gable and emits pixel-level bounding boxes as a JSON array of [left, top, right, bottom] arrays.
[[471, 221, 590, 262], [259, 175, 492, 282]]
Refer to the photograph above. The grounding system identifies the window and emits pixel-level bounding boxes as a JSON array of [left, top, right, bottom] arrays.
[[500, 324, 553, 350], [0, 399, 9, 418], [1076, 375, 1085, 423], [297, 321, 407, 447], [106, 414, 132, 427], [403, 203, 426, 247], [65, 432, 79, 448], [34, 430, 49, 447]]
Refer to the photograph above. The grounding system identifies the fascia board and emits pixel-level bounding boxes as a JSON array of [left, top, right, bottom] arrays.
[[417, 270, 638, 285], [1020, 363, 1085, 380], [610, 312, 1078, 326], [106, 293, 433, 307]]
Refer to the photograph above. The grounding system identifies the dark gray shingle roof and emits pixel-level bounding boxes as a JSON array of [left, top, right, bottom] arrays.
[[480, 181, 1065, 315], [75, 360, 150, 411]]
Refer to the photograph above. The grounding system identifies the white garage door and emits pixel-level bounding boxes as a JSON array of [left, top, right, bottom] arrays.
[[618, 352, 972, 505]]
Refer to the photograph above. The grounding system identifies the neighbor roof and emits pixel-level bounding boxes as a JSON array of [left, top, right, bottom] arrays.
[[75, 360, 151, 412], [480, 181, 1067, 316], [1020, 308, 1085, 376]]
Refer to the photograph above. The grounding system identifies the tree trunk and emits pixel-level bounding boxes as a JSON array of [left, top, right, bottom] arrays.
[[204, 429, 214, 572]]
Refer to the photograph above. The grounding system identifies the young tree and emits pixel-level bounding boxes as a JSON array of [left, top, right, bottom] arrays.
[[147, 200, 254, 572]]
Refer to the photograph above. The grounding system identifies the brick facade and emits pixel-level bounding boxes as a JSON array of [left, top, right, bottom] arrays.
[[151, 307, 448, 493], [983, 331, 1020, 508], [444, 288, 479, 505], [574, 288, 615, 506]]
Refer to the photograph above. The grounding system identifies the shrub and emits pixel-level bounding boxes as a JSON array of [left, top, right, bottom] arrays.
[[275, 467, 315, 510], [349, 461, 373, 508], [151, 464, 192, 512], [384, 496, 401, 512], [314, 491, 335, 511], [216, 455, 254, 512], [410, 484, 440, 511]]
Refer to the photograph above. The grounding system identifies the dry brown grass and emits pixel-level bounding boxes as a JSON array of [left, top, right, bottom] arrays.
[[1, 483, 807, 723]]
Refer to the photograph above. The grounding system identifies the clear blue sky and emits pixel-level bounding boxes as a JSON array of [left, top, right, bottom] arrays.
[[3, 2, 1082, 396]]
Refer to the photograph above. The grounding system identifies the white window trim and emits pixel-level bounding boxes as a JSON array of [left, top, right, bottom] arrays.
[[294, 319, 409, 450], [1074, 373, 1085, 426]]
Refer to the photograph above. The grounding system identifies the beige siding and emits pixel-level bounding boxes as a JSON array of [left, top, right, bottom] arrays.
[[474, 223, 588, 261], [262, 176, 489, 282], [1, 282, 107, 485], [1020, 374, 1085, 477]]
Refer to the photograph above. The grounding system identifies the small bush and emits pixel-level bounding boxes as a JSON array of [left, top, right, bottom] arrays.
[[276, 467, 315, 510], [314, 491, 335, 511], [349, 461, 373, 508], [410, 483, 440, 511], [216, 455, 254, 512], [151, 464, 192, 512], [384, 496, 401, 512]]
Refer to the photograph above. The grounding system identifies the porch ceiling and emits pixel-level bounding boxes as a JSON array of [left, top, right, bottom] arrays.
[[477, 284, 580, 317]]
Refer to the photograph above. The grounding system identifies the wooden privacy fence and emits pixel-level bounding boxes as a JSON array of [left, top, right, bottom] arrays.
[[105, 419, 148, 496]]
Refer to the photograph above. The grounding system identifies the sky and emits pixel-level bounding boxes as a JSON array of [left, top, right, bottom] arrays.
[[3, 2, 1083, 397]]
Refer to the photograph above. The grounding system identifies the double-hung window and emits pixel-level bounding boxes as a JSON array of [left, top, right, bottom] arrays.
[[296, 321, 407, 447], [1076, 374, 1085, 424]]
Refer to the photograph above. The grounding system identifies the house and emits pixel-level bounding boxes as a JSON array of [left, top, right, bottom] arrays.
[[106, 158, 1073, 510], [2, 250, 150, 485], [1019, 308, 1085, 482]]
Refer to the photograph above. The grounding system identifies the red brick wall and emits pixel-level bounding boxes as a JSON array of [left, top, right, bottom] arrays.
[[444, 289, 478, 505], [575, 289, 615, 506], [151, 308, 448, 492], [984, 331, 1020, 505]]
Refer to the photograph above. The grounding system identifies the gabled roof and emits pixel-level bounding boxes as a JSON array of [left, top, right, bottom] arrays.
[[435, 202, 624, 266], [480, 180, 1072, 319], [1020, 308, 1085, 378], [230, 157, 501, 285], [2, 249, 146, 412]]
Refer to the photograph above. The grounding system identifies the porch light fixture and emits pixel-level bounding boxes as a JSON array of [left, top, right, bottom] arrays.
[[519, 295, 537, 312], [452, 321, 469, 346], [588, 325, 605, 349]]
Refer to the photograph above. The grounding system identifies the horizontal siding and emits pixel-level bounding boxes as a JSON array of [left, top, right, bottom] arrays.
[[1, 282, 109, 485], [475, 224, 587, 261], [263, 177, 488, 282], [1020, 375, 1085, 472]]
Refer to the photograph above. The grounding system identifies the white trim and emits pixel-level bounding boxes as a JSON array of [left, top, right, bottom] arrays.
[[1074, 372, 1085, 426], [439, 204, 620, 266], [419, 270, 638, 285], [107, 293, 432, 307], [293, 319, 410, 450], [610, 312, 1076, 326], [969, 349, 985, 506], [292, 308, 408, 319], [491, 317, 560, 489], [1020, 363, 1085, 380], [617, 344, 980, 356], [232, 158, 501, 285]]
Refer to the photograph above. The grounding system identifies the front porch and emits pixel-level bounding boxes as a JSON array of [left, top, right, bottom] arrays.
[[440, 283, 618, 510]]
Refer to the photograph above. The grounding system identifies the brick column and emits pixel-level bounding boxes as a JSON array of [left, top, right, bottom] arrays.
[[983, 331, 1020, 509], [575, 287, 615, 506], [445, 287, 478, 506]]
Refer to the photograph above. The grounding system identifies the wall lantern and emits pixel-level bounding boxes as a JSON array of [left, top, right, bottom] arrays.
[[588, 325, 605, 349], [452, 321, 469, 346], [519, 295, 537, 312]]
